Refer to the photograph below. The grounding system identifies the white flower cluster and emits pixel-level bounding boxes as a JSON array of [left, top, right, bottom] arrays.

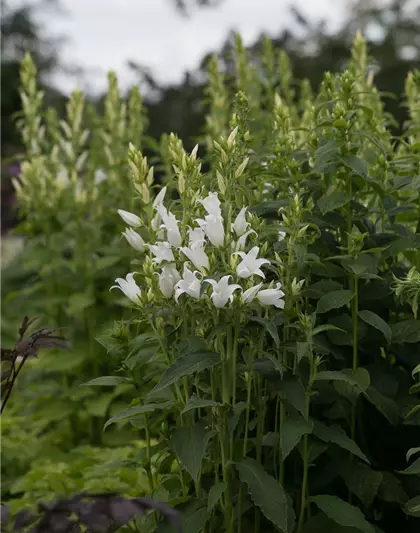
[[112, 190, 285, 310]]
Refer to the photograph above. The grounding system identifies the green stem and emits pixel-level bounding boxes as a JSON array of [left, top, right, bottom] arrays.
[[278, 399, 286, 484], [352, 275, 359, 372], [297, 394, 310, 533]]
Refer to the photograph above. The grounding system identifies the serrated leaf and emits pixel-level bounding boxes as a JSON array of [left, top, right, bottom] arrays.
[[315, 369, 370, 393], [104, 401, 173, 429], [280, 414, 314, 459], [207, 482, 226, 512], [313, 324, 346, 336], [313, 420, 369, 463], [171, 422, 211, 481], [358, 310, 391, 344], [250, 316, 280, 347], [152, 351, 220, 393], [311, 495, 375, 533], [398, 457, 420, 475], [342, 155, 368, 178], [363, 386, 399, 426], [281, 379, 307, 418], [317, 290, 353, 314], [296, 341, 310, 363], [339, 462, 383, 506], [236, 457, 295, 533], [318, 192, 350, 215], [81, 376, 132, 387], [181, 397, 219, 414], [391, 320, 420, 344]]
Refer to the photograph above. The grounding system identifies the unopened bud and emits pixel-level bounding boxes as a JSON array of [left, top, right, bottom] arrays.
[[227, 126, 238, 148], [216, 171, 226, 195], [235, 157, 249, 178]]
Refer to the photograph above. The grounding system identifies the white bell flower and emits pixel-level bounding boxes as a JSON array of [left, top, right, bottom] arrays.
[[232, 207, 249, 236], [153, 186, 167, 208], [157, 263, 181, 298], [146, 242, 175, 264], [156, 204, 182, 247], [241, 282, 263, 303], [235, 246, 270, 279], [174, 265, 202, 301], [122, 227, 145, 252], [204, 275, 242, 308], [257, 282, 285, 308], [118, 209, 141, 228], [195, 214, 224, 247], [111, 273, 141, 303], [235, 229, 257, 251], [198, 192, 221, 217], [180, 241, 209, 270], [278, 230, 286, 241], [188, 226, 206, 245]]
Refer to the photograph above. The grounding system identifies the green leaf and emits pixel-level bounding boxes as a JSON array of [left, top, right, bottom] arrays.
[[312, 324, 346, 336], [280, 414, 314, 459], [181, 397, 219, 414], [342, 155, 368, 178], [104, 401, 173, 429], [358, 310, 391, 344], [81, 376, 132, 387], [250, 316, 280, 347], [333, 369, 371, 404], [363, 386, 399, 426], [412, 364, 420, 378], [171, 422, 212, 481], [183, 506, 209, 533], [318, 191, 350, 215], [152, 351, 220, 393], [296, 341, 310, 363], [315, 369, 370, 393], [398, 457, 420, 475], [313, 420, 369, 463], [236, 457, 295, 533], [404, 496, 420, 518], [317, 290, 353, 314], [311, 495, 375, 533], [391, 320, 420, 344], [407, 447, 420, 463], [207, 482, 226, 512], [95, 336, 123, 355], [281, 379, 307, 418], [339, 462, 383, 507]]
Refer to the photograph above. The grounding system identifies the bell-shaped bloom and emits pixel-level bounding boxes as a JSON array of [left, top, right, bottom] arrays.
[[174, 265, 202, 301], [156, 204, 182, 247], [235, 229, 257, 251], [198, 192, 221, 217], [241, 282, 263, 304], [196, 214, 224, 247], [111, 273, 141, 303], [235, 246, 270, 279], [122, 227, 145, 252], [257, 282, 285, 308], [180, 241, 209, 270], [146, 242, 175, 264], [204, 275, 242, 308], [94, 169, 107, 185], [118, 209, 141, 228], [157, 263, 181, 298], [153, 186, 167, 208], [188, 226, 206, 245], [232, 207, 249, 236]]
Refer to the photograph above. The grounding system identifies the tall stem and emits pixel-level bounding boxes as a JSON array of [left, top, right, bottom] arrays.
[[297, 393, 310, 532]]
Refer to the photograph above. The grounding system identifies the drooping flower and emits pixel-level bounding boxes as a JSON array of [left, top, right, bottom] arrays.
[[111, 273, 141, 303], [188, 226, 206, 245], [156, 204, 182, 247], [232, 207, 249, 236], [204, 275, 242, 308], [118, 209, 141, 227], [235, 246, 270, 279], [180, 241, 209, 270], [196, 214, 224, 247], [147, 242, 175, 264], [153, 186, 167, 208], [157, 263, 181, 298], [257, 282, 285, 308], [174, 265, 202, 301], [241, 282, 263, 304], [198, 192, 221, 217], [235, 229, 257, 251], [122, 227, 145, 252]]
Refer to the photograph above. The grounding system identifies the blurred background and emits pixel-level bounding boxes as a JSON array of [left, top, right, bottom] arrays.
[[2, 0, 420, 241]]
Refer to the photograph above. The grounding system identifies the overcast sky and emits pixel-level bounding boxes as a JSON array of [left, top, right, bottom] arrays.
[[17, 0, 352, 95]]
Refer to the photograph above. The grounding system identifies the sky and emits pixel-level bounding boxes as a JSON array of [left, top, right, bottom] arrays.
[[18, 0, 352, 95]]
